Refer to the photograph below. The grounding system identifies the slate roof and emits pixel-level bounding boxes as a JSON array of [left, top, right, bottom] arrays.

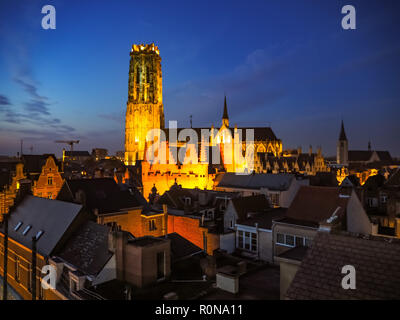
[[309, 172, 338, 187], [231, 194, 270, 221], [3, 195, 84, 256], [157, 184, 239, 211], [363, 174, 386, 190], [159, 232, 203, 262], [0, 171, 12, 191], [56, 221, 113, 276], [215, 172, 295, 191], [278, 246, 308, 262], [348, 150, 392, 164], [376, 151, 393, 163], [0, 161, 19, 173], [57, 178, 144, 214], [385, 168, 400, 187], [164, 126, 279, 141], [340, 175, 360, 187], [286, 232, 400, 300], [348, 150, 373, 162], [64, 151, 91, 157], [157, 184, 193, 209], [21, 154, 59, 173], [237, 207, 287, 230], [129, 236, 165, 247], [279, 186, 349, 227]]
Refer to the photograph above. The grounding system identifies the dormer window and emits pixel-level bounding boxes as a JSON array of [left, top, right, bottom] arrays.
[[14, 221, 23, 231], [36, 230, 44, 240], [22, 225, 32, 236], [184, 197, 191, 206]]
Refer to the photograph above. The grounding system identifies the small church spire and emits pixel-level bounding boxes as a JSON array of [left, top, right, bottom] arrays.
[[339, 120, 347, 141], [223, 96, 229, 120], [222, 96, 229, 127], [337, 120, 349, 165]]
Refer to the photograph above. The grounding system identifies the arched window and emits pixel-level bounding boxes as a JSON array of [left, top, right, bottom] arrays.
[[136, 66, 140, 84]]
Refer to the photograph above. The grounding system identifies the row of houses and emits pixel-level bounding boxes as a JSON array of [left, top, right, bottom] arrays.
[[0, 153, 130, 217], [0, 188, 216, 300], [1, 158, 399, 299], [0, 155, 64, 217]]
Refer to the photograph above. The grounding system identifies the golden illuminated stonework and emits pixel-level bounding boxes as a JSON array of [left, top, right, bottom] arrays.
[[125, 43, 165, 165]]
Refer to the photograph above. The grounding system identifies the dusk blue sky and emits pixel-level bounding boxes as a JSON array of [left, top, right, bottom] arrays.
[[0, 0, 399, 157]]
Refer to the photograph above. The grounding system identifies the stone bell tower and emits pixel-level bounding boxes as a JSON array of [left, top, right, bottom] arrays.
[[337, 120, 348, 165], [125, 43, 165, 165]]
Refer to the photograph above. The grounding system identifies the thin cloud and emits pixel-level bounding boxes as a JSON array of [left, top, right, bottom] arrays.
[[98, 112, 125, 123], [24, 99, 51, 115], [14, 77, 47, 101], [0, 94, 12, 105]]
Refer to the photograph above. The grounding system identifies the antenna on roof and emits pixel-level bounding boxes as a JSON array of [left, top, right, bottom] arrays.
[[190, 115, 192, 128]]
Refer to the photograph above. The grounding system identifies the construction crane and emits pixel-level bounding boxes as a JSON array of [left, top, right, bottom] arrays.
[[55, 140, 80, 152]]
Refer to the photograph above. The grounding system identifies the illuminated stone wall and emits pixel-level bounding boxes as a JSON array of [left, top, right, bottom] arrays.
[[142, 160, 215, 201], [98, 208, 166, 238], [167, 214, 220, 255], [125, 44, 164, 165]]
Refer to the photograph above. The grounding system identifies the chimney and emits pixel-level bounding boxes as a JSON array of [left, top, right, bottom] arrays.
[[194, 200, 199, 212], [12, 180, 32, 209], [202, 231, 208, 254], [309, 145, 312, 156], [162, 204, 168, 237], [108, 229, 116, 253], [108, 228, 127, 281]]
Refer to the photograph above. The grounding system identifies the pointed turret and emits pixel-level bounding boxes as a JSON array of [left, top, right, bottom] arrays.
[[222, 96, 229, 127], [223, 96, 229, 119], [339, 120, 347, 141], [337, 120, 348, 165]]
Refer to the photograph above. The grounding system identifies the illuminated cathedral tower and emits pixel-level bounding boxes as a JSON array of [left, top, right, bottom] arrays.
[[125, 43, 165, 165]]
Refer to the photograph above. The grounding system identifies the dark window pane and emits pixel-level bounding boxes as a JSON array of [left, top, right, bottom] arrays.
[[286, 235, 294, 246], [295, 236, 304, 247]]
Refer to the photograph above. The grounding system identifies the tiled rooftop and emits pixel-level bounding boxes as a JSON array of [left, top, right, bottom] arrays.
[[286, 232, 400, 300]]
